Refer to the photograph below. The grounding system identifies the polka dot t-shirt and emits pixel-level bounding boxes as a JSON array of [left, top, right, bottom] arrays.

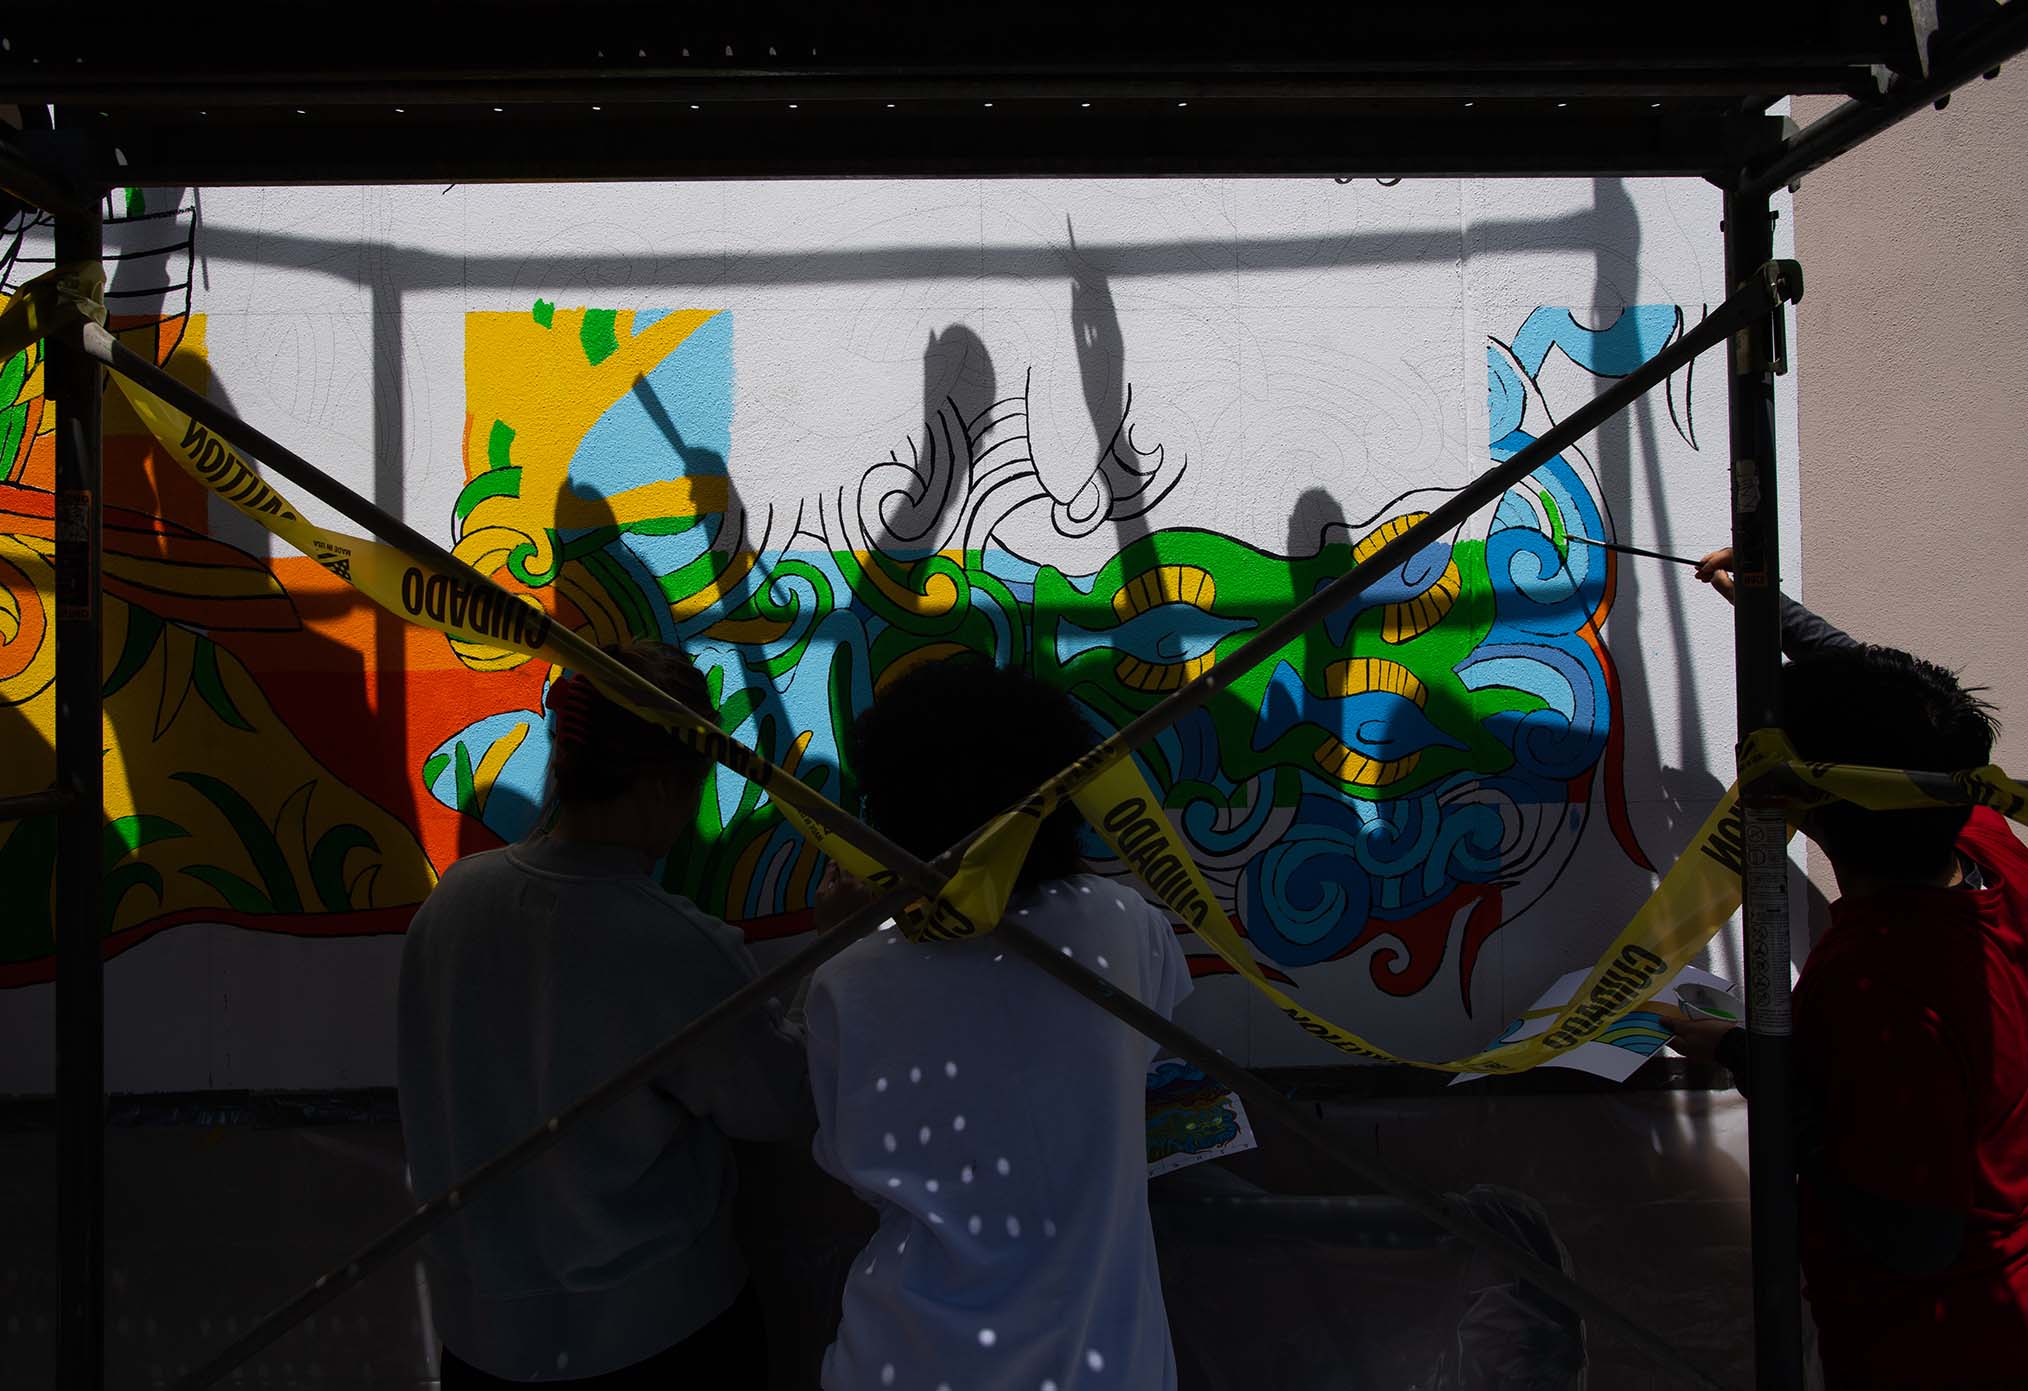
[[805, 873, 1192, 1391]]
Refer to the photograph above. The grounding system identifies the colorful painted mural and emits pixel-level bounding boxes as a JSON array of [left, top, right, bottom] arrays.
[[0, 191, 437, 984], [0, 179, 1755, 1081], [0, 295, 1683, 1003], [422, 299, 1682, 1012]]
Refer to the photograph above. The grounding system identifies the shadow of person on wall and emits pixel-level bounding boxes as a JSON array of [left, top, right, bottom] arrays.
[[1070, 219, 1127, 486], [438, 473, 615, 865], [1285, 482, 1350, 680], [1287, 486, 1348, 562], [1068, 220, 1161, 574], [619, 367, 835, 915], [1580, 175, 1752, 980], [871, 323, 994, 562]]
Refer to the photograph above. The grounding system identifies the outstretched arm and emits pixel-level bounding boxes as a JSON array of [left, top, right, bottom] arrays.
[[1694, 546, 1859, 661]]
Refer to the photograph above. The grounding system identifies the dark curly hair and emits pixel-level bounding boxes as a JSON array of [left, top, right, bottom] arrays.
[[546, 642, 714, 807], [849, 657, 1098, 891], [1780, 643, 1999, 879]]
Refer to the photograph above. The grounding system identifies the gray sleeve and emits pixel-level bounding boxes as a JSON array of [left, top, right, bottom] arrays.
[[654, 908, 812, 1143], [802, 976, 850, 1190], [1778, 593, 1859, 662], [784, 970, 816, 1032]]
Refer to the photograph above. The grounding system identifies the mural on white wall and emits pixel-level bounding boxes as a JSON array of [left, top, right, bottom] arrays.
[[0, 179, 1781, 1085]]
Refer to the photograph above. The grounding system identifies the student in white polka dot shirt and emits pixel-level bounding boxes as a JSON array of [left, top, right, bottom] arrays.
[[804, 662, 1192, 1391]]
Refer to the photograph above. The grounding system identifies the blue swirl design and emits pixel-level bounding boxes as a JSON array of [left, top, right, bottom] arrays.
[[429, 305, 1677, 1013]]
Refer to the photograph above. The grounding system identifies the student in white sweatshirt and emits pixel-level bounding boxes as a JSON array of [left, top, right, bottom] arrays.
[[805, 660, 1192, 1391], [398, 642, 808, 1387]]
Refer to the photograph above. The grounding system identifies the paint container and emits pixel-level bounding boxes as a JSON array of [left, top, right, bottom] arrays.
[[1675, 983, 1744, 1023]]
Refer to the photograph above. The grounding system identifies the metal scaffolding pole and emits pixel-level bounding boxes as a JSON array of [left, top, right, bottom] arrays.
[[0, 141, 94, 225], [0, 789, 76, 820], [1724, 186, 1803, 1390], [1743, 4, 2028, 199], [49, 186, 107, 1389]]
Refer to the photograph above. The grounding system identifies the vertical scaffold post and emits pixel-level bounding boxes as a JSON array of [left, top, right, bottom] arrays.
[[1723, 187, 1804, 1389], [52, 187, 106, 1391]]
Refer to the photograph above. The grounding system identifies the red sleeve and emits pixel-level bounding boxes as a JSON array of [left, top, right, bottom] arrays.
[[1961, 806, 2028, 875], [1815, 987, 1976, 1213]]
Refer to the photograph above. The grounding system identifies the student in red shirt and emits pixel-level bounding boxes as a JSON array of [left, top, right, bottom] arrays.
[[1675, 553, 2028, 1388]]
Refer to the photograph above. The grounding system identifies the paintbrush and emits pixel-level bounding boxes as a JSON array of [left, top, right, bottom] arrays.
[[1564, 533, 1706, 568]]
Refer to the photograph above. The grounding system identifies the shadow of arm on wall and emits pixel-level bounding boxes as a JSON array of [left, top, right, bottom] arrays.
[[191, 209, 1607, 295]]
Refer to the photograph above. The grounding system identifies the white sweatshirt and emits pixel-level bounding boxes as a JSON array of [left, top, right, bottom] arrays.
[[806, 873, 1191, 1391]]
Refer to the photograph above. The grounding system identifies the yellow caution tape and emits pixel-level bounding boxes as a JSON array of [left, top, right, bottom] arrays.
[[0, 262, 107, 362], [110, 352, 2025, 1073], [1072, 755, 1764, 1072], [1742, 727, 2028, 825]]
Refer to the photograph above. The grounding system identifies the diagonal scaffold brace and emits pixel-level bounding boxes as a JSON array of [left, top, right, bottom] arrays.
[[101, 257, 1801, 1391]]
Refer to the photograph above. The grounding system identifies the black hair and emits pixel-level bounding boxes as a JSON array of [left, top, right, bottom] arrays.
[[1779, 644, 1999, 880], [546, 642, 714, 807], [849, 657, 1098, 892]]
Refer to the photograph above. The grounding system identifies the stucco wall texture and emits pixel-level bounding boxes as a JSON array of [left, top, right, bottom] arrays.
[[1794, 71, 2028, 778]]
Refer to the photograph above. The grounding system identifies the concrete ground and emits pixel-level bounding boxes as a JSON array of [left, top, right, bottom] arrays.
[[0, 1084, 1758, 1389]]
